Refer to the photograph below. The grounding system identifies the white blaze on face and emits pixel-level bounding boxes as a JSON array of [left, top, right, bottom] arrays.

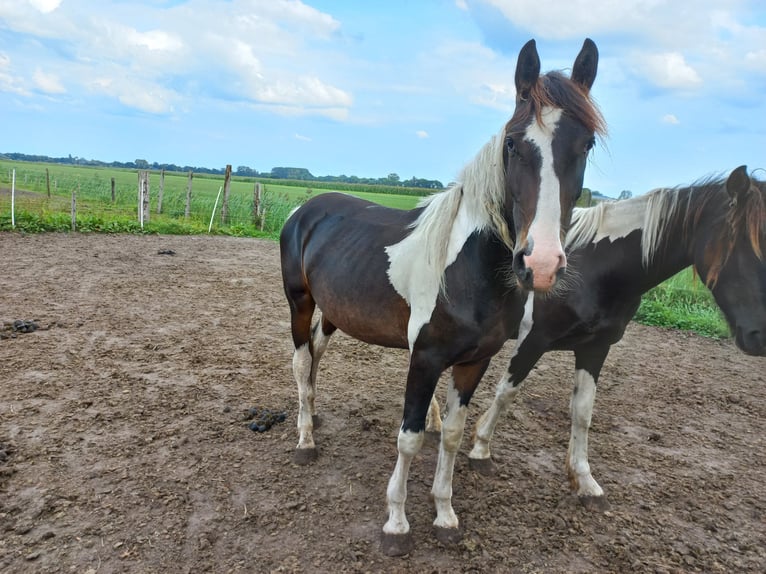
[[523, 106, 567, 291]]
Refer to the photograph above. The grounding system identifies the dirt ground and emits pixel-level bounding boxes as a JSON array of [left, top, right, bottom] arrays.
[[0, 232, 763, 574]]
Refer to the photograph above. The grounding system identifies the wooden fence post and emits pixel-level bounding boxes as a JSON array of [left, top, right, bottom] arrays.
[[185, 170, 193, 219], [71, 185, 77, 232], [157, 169, 165, 214], [111, 177, 116, 203], [46, 168, 51, 198], [137, 170, 150, 227], [220, 164, 232, 226], [253, 181, 262, 225]]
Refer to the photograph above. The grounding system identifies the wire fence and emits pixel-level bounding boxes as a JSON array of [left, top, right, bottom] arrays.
[[0, 163, 306, 235]]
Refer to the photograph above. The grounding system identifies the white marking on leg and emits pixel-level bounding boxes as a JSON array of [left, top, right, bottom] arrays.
[[383, 429, 425, 536], [308, 317, 332, 417], [567, 369, 603, 497], [431, 377, 468, 530], [292, 343, 315, 450], [470, 372, 519, 460], [470, 292, 534, 460], [523, 107, 567, 291], [510, 292, 535, 360]]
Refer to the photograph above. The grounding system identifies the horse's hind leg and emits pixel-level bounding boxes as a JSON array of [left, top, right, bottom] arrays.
[[307, 314, 337, 428], [469, 335, 544, 474]]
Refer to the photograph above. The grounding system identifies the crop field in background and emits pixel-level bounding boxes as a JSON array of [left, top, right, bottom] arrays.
[[0, 160, 727, 338]]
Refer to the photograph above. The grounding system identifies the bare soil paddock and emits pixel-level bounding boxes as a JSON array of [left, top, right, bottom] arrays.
[[0, 232, 764, 573]]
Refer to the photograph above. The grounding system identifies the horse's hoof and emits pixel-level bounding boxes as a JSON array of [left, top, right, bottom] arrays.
[[293, 447, 318, 465], [312, 414, 322, 428], [433, 525, 463, 546], [380, 532, 414, 557], [579, 494, 610, 512], [468, 457, 496, 476]]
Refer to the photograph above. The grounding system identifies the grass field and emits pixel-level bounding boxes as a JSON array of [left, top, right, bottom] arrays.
[[0, 160, 728, 339]]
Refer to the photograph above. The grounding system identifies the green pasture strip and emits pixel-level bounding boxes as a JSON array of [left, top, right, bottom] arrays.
[[634, 267, 728, 339], [0, 160, 422, 232]]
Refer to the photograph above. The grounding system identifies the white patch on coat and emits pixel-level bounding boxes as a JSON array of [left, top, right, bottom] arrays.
[[385, 129, 508, 350], [566, 186, 682, 267], [386, 197, 484, 349]]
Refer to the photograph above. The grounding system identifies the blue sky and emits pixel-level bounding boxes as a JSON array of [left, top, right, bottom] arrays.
[[1, 0, 765, 195]]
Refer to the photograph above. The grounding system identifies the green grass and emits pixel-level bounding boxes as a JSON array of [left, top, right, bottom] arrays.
[[0, 160, 730, 339], [634, 268, 729, 338]]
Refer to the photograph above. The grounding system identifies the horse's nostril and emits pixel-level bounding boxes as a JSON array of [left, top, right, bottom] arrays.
[[512, 249, 534, 288]]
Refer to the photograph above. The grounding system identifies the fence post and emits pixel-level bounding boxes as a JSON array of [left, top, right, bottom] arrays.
[[137, 170, 150, 227], [253, 181, 262, 225], [157, 169, 165, 214], [71, 185, 77, 232], [220, 164, 232, 226], [46, 168, 51, 198], [185, 170, 193, 219], [10, 168, 15, 229], [111, 177, 116, 203]]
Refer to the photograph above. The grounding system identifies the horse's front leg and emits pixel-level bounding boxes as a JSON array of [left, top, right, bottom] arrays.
[[430, 359, 491, 544], [381, 355, 442, 557], [567, 344, 610, 511]]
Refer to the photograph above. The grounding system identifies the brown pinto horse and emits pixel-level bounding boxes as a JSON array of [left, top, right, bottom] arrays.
[[280, 38, 605, 555], [464, 166, 766, 511]]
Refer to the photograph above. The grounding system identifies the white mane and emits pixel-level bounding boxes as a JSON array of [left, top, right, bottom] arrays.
[[565, 187, 684, 267], [404, 126, 512, 279]]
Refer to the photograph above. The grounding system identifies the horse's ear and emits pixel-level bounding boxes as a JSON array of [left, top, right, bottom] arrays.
[[571, 38, 598, 93], [726, 165, 751, 200], [515, 39, 540, 102]]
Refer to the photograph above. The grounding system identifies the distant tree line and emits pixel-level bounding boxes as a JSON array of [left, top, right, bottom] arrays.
[[1, 152, 444, 190]]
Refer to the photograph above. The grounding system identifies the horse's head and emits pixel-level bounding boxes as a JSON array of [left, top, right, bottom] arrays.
[[506, 39, 605, 293], [696, 166, 766, 356]]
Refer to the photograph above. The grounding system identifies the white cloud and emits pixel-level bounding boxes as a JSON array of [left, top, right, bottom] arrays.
[[0, 0, 353, 119], [744, 49, 766, 72], [126, 29, 183, 52], [89, 76, 177, 114], [28, 0, 61, 13], [661, 114, 680, 125], [638, 52, 702, 90], [416, 130, 429, 138], [455, 0, 469, 10], [295, 134, 312, 142], [33, 69, 65, 94]]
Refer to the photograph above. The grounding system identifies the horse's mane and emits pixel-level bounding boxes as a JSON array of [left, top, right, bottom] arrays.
[[566, 174, 766, 281], [408, 71, 607, 286], [406, 127, 509, 285]]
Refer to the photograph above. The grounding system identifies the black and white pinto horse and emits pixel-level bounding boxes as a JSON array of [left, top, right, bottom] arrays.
[[463, 165, 766, 510], [280, 39, 605, 555]]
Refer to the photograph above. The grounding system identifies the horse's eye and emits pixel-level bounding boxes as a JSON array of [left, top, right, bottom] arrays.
[[506, 137, 515, 151], [585, 137, 596, 153]]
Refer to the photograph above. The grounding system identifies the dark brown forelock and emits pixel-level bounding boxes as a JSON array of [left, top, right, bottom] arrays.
[[697, 178, 766, 287], [509, 71, 607, 136]]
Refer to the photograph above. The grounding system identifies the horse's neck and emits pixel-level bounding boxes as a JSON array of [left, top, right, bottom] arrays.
[[638, 186, 700, 288]]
